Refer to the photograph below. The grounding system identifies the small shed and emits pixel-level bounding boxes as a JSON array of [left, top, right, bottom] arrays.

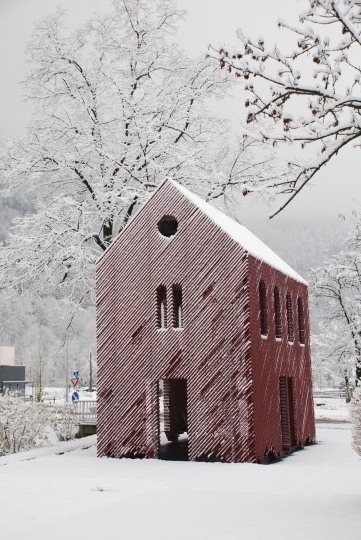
[[96, 179, 315, 462]]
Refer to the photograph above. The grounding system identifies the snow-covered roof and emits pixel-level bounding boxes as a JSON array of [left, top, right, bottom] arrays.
[[170, 179, 307, 285]]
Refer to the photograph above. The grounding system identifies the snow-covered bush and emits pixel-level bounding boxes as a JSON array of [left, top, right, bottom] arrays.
[[351, 389, 361, 457], [51, 404, 79, 442], [309, 210, 361, 387], [0, 397, 50, 455]]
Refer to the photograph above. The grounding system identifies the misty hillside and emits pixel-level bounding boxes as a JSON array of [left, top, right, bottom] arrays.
[[251, 218, 349, 280], [0, 190, 350, 386]]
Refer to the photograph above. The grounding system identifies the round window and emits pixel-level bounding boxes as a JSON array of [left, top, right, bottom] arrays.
[[158, 216, 178, 237]]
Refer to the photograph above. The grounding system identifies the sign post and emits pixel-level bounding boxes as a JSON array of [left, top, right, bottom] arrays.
[[71, 370, 79, 404]]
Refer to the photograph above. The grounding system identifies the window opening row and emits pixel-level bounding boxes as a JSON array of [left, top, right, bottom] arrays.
[[156, 284, 183, 329], [258, 280, 305, 344]]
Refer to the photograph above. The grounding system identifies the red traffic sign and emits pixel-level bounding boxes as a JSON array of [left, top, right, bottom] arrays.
[[70, 377, 79, 387]]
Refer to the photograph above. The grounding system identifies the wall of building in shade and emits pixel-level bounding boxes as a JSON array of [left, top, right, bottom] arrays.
[[96, 180, 315, 463], [247, 256, 315, 459]]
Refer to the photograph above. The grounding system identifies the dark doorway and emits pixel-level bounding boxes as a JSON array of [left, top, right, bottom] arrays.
[[279, 376, 297, 452], [158, 379, 188, 461]]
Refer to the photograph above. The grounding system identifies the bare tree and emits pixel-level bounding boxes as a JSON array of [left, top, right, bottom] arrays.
[[32, 330, 49, 402], [212, 0, 361, 217]]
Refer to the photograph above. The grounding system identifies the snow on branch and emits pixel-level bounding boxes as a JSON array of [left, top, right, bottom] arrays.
[[0, 0, 279, 308], [309, 207, 361, 384], [210, 0, 361, 217]]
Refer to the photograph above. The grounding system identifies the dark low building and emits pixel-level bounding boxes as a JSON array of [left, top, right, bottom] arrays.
[[0, 365, 26, 394], [0, 365, 25, 383]]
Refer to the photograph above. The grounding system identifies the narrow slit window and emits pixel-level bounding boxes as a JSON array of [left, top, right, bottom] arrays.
[[298, 297, 305, 344], [172, 284, 183, 328], [156, 285, 167, 329], [259, 280, 268, 336], [274, 286, 282, 339], [286, 292, 294, 343]]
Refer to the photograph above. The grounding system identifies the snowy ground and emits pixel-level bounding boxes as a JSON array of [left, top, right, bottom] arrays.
[[0, 423, 360, 540], [42, 386, 97, 403], [314, 397, 351, 422]]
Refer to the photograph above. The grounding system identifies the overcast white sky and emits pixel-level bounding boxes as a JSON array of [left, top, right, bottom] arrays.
[[0, 0, 359, 225]]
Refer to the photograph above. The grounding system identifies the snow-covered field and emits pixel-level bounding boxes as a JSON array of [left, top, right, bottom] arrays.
[[314, 397, 351, 422], [0, 423, 359, 540], [42, 387, 97, 403]]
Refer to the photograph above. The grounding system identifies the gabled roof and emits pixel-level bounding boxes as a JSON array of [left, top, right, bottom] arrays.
[[99, 177, 307, 285], [169, 179, 307, 285]]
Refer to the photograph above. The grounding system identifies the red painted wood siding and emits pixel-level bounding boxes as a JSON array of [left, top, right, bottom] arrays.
[[248, 255, 315, 460], [96, 180, 315, 462]]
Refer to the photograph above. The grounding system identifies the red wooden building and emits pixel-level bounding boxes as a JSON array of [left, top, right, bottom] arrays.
[[96, 178, 315, 462]]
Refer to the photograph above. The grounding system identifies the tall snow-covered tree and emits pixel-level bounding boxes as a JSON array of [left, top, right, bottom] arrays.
[[309, 211, 361, 385], [0, 0, 277, 308], [213, 0, 361, 217]]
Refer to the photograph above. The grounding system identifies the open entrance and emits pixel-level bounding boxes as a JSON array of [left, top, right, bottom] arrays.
[[279, 376, 297, 453], [158, 379, 188, 461]]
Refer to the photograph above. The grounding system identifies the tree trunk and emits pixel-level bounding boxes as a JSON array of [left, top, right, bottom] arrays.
[[89, 350, 93, 392]]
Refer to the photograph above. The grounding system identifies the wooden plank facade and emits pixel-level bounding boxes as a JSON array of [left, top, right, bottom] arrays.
[[96, 179, 315, 462]]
